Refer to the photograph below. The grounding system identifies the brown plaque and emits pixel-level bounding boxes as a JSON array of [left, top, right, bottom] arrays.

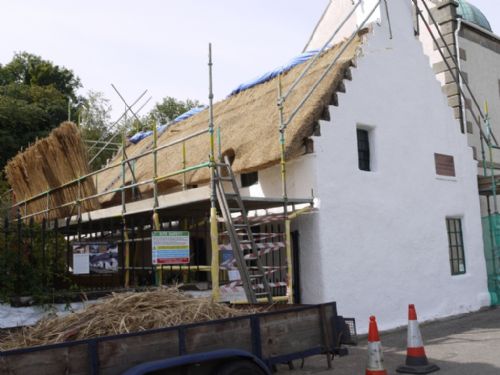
[[435, 153, 455, 177]]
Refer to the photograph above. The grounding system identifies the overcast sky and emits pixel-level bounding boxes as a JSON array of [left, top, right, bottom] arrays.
[[1, 0, 499, 120]]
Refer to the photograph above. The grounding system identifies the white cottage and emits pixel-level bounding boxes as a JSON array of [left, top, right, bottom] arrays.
[[267, 0, 489, 331], [5, 0, 491, 333]]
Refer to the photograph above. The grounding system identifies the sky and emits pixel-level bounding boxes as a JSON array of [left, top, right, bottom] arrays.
[[1, 0, 499, 120], [0, 0, 328, 119]]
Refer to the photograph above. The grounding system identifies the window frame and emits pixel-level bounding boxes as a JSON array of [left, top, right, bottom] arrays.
[[446, 218, 466, 276], [357, 128, 371, 172]]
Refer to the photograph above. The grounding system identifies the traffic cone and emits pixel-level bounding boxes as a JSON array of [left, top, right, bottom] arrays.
[[396, 304, 439, 374], [366, 316, 388, 375]]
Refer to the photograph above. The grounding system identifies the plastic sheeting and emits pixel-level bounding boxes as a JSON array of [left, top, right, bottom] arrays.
[[129, 124, 167, 144], [229, 50, 320, 96], [172, 106, 206, 123], [128, 106, 207, 145]]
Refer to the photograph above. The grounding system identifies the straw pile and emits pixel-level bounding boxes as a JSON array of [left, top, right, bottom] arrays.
[[5, 122, 100, 221], [0, 288, 258, 351], [96, 31, 366, 204]]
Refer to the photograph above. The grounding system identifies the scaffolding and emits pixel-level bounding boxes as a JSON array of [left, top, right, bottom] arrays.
[[5, 0, 387, 304]]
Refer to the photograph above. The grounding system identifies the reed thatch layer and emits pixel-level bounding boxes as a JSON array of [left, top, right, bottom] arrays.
[[5, 122, 100, 220], [96, 32, 365, 204], [0, 288, 258, 351]]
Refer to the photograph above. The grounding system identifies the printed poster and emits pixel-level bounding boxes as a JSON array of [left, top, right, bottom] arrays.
[[72, 242, 118, 274], [152, 231, 190, 265]]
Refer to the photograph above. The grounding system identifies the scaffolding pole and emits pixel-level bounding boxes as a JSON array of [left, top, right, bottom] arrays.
[[208, 43, 220, 301], [278, 75, 292, 303], [414, 0, 498, 146], [485, 101, 498, 213], [151, 117, 163, 286]]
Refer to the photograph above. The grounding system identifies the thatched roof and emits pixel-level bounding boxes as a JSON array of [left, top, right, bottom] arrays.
[[5, 122, 99, 220], [4, 31, 366, 218], [96, 32, 365, 206]]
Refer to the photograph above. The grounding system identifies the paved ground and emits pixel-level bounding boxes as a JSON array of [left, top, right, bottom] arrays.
[[277, 307, 500, 374]]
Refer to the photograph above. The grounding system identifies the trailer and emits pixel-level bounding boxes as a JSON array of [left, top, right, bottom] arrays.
[[0, 302, 356, 374]]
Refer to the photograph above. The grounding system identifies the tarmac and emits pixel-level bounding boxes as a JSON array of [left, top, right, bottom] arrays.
[[277, 306, 500, 374]]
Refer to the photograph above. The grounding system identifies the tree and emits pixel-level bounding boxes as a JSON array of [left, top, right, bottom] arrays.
[[149, 97, 201, 125], [0, 52, 81, 171], [0, 52, 80, 99], [79, 91, 115, 170]]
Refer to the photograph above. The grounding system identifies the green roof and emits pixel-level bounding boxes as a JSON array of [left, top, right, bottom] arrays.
[[456, 0, 492, 32]]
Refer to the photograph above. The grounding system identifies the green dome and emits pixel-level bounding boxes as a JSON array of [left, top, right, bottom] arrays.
[[456, 0, 492, 32]]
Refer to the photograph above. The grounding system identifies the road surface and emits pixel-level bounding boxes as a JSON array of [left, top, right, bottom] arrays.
[[277, 307, 500, 374]]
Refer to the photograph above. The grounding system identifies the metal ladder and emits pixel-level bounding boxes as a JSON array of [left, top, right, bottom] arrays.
[[214, 157, 273, 304]]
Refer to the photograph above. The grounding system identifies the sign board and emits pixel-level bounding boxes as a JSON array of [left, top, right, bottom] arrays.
[[152, 231, 190, 265], [72, 242, 118, 274], [219, 286, 247, 303]]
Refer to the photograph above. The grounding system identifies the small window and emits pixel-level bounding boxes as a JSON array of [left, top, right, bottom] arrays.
[[241, 172, 258, 187], [459, 48, 467, 61], [357, 129, 370, 171], [446, 218, 466, 275]]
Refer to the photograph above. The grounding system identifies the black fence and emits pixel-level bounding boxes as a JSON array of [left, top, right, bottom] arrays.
[[0, 210, 293, 304], [0, 212, 212, 303]]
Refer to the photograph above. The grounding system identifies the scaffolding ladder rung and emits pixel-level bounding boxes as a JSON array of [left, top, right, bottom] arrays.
[[255, 292, 272, 297], [216, 176, 233, 182], [250, 274, 264, 279]]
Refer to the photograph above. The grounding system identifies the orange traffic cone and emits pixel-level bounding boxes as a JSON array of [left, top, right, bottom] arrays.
[[366, 316, 388, 375], [396, 304, 439, 374]]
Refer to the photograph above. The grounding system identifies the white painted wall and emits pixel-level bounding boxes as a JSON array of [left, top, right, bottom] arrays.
[[304, 0, 382, 51], [292, 0, 488, 333], [238, 155, 316, 199], [416, 0, 447, 84]]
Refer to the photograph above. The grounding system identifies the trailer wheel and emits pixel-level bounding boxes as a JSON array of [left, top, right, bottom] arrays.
[[214, 359, 267, 375]]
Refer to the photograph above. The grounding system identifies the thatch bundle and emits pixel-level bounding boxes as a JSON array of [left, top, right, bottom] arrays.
[[96, 32, 365, 204], [0, 288, 257, 351], [5, 122, 100, 221]]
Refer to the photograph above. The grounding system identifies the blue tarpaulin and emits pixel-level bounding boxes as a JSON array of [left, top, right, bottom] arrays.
[[128, 106, 207, 144], [229, 50, 320, 96], [129, 124, 167, 144], [172, 106, 206, 123], [128, 47, 320, 145]]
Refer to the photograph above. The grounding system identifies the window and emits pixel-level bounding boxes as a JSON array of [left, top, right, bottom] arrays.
[[446, 218, 466, 275], [241, 172, 258, 187], [459, 48, 467, 61], [357, 129, 370, 171]]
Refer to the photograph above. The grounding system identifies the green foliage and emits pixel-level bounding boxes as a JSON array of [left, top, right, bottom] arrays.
[[0, 52, 81, 170], [0, 220, 71, 303], [0, 52, 80, 99], [0, 177, 11, 218], [79, 91, 115, 170], [149, 97, 201, 126]]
